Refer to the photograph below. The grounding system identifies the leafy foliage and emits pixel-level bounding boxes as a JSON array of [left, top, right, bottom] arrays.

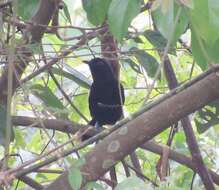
[[16, 0, 40, 20], [82, 0, 112, 25], [130, 47, 159, 78], [190, 0, 219, 70], [1, 0, 219, 189], [108, 0, 141, 41], [31, 84, 68, 119], [51, 66, 91, 89], [152, 2, 189, 44], [0, 105, 14, 145], [195, 101, 219, 133], [68, 168, 82, 190], [115, 176, 148, 190], [143, 30, 176, 55]]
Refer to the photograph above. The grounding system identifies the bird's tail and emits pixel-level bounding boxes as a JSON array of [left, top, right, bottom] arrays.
[[89, 118, 96, 126]]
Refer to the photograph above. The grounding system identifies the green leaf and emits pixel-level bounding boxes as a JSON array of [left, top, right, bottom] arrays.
[[195, 100, 219, 133], [133, 36, 144, 44], [121, 62, 138, 87], [26, 130, 42, 152], [143, 30, 176, 55], [209, 0, 219, 37], [14, 128, 26, 148], [131, 47, 159, 78], [68, 168, 83, 190], [191, 29, 208, 70], [16, 0, 40, 20], [152, 2, 189, 44], [115, 176, 147, 190], [0, 105, 7, 145], [63, 1, 72, 24], [31, 84, 68, 119], [174, 131, 188, 154], [0, 105, 14, 145], [108, 0, 141, 41], [85, 182, 105, 190], [51, 65, 91, 89], [82, 0, 111, 25], [73, 157, 86, 168], [70, 90, 89, 122], [125, 59, 142, 74], [189, 0, 219, 47], [144, 30, 167, 49], [191, 29, 219, 70], [26, 43, 43, 54]]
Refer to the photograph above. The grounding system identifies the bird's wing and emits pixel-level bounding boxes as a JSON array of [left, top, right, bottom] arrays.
[[111, 82, 125, 105], [120, 83, 125, 104]]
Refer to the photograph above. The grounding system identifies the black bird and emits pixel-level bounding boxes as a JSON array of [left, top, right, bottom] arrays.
[[84, 58, 125, 130]]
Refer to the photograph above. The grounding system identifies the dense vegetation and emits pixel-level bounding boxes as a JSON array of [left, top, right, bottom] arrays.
[[0, 0, 219, 189]]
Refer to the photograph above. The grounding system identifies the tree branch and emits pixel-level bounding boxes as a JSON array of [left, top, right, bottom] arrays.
[[0, 0, 59, 104], [12, 116, 83, 133], [182, 117, 214, 189], [141, 141, 219, 185], [45, 67, 219, 190], [162, 52, 214, 189], [18, 175, 44, 190]]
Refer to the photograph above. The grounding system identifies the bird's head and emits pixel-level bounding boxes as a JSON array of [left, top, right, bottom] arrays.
[[83, 58, 115, 82]]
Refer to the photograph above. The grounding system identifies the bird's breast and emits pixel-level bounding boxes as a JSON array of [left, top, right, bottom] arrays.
[[88, 80, 124, 125]]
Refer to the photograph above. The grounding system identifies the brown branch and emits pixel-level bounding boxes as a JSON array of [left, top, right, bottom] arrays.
[[141, 141, 219, 185], [130, 152, 144, 180], [45, 67, 219, 190], [19, 29, 104, 86], [126, 164, 158, 187], [18, 175, 44, 190], [182, 117, 214, 189], [0, 0, 59, 104], [100, 24, 119, 79], [35, 168, 63, 174], [24, 0, 59, 43], [99, 177, 117, 188], [163, 56, 178, 89], [161, 52, 214, 189], [12, 116, 100, 140], [109, 167, 117, 189], [12, 116, 82, 133], [11, 112, 219, 187], [8, 66, 219, 179], [7, 66, 219, 189], [121, 160, 130, 177]]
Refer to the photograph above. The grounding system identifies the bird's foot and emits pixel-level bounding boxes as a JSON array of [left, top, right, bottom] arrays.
[[95, 121, 102, 131]]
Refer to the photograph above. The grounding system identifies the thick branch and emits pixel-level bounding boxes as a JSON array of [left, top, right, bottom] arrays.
[[45, 68, 219, 190], [24, 0, 58, 42], [12, 116, 81, 133]]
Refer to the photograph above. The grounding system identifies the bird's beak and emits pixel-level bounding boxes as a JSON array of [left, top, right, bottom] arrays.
[[83, 60, 89, 64]]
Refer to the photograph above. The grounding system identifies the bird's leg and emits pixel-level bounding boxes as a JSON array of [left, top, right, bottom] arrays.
[[95, 121, 102, 130], [94, 121, 102, 144]]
